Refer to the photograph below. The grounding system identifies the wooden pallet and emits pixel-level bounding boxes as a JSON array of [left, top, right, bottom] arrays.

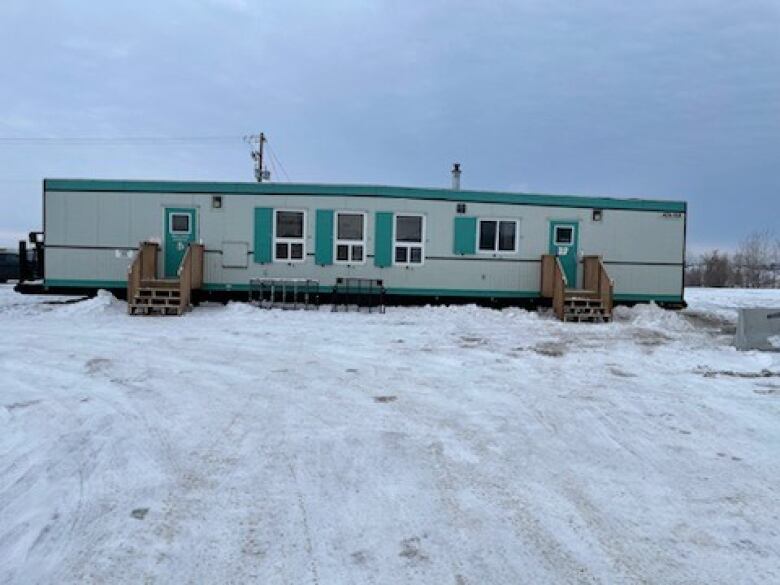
[[129, 287, 184, 315], [562, 299, 611, 323], [129, 304, 184, 316]]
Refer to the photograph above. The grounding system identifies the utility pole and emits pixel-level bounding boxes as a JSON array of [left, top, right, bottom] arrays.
[[248, 132, 269, 182]]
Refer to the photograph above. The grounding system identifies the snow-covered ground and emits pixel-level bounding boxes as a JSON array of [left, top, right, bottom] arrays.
[[1, 285, 779, 584], [685, 287, 780, 323]]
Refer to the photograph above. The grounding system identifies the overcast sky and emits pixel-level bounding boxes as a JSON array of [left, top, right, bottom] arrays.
[[1, 0, 778, 252]]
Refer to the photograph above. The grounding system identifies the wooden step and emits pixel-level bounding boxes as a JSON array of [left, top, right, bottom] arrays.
[[136, 287, 181, 299], [563, 313, 612, 323], [133, 295, 181, 306], [565, 299, 604, 309], [140, 278, 180, 289], [564, 288, 600, 299], [129, 304, 184, 316]]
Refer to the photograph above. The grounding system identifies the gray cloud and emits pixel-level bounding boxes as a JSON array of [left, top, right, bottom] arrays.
[[0, 0, 778, 250]]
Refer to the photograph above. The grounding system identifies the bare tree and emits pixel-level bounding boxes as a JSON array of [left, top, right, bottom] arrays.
[[735, 230, 774, 288], [699, 250, 732, 287], [684, 248, 703, 287]]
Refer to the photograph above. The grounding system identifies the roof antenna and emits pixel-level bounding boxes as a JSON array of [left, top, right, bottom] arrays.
[[451, 162, 461, 191]]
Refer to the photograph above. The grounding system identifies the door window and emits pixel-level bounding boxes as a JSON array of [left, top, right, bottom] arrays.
[[554, 225, 574, 246], [170, 213, 191, 234]]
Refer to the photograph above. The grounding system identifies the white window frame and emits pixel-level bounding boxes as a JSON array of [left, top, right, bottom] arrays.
[[273, 208, 307, 263], [554, 224, 575, 247], [393, 213, 426, 266], [169, 213, 192, 235], [476, 218, 519, 254], [334, 211, 367, 265]]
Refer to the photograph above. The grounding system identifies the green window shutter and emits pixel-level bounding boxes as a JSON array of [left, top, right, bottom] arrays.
[[253, 207, 273, 263], [315, 209, 334, 265], [453, 216, 477, 255], [374, 212, 393, 267]]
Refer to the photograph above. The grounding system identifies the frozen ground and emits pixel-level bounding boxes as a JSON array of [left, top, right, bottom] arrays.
[[1, 285, 779, 584]]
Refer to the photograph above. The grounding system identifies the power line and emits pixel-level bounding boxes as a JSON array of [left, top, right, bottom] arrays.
[[267, 142, 291, 181], [0, 135, 239, 142], [0, 135, 244, 147]]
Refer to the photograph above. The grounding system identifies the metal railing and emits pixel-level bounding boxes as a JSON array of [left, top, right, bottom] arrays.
[[249, 278, 320, 310], [332, 277, 386, 313]]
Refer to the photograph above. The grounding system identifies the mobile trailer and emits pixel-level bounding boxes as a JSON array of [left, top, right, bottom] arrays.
[[20, 178, 687, 311]]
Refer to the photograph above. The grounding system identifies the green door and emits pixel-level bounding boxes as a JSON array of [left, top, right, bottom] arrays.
[[549, 221, 579, 286], [164, 208, 198, 278]]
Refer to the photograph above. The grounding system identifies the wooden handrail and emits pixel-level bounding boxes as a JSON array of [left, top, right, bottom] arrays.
[[541, 253, 568, 320], [127, 241, 159, 313], [582, 255, 614, 316], [597, 256, 614, 314], [176, 243, 204, 312], [178, 245, 193, 311], [191, 244, 204, 289], [127, 254, 141, 312], [554, 256, 568, 288], [552, 256, 567, 320]]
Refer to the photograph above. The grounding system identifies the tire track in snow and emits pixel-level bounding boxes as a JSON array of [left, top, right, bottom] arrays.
[[287, 459, 321, 585]]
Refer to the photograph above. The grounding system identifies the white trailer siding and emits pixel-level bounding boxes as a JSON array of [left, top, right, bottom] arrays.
[[42, 180, 686, 303]]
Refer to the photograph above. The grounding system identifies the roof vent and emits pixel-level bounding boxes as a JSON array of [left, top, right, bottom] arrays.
[[451, 163, 462, 191]]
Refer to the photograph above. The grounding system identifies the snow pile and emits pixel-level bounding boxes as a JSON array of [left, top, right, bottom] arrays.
[[614, 301, 693, 333], [56, 289, 125, 317]]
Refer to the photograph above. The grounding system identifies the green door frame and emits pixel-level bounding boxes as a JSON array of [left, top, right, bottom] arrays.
[[164, 207, 198, 278], [549, 220, 579, 287]]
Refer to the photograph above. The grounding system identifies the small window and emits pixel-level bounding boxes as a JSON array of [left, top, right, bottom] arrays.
[[456, 203, 467, 214], [394, 214, 424, 265], [212, 195, 223, 209], [274, 210, 306, 262], [478, 219, 517, 253], [335, 212, 366, 264], [170, 213, 190, 234], [592, 209, 603, 222], [554, 225, 574, 246]]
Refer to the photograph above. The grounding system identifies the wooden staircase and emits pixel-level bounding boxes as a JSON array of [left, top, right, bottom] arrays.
[[541, 255, 614, 323], [127, 241, 204, 316]]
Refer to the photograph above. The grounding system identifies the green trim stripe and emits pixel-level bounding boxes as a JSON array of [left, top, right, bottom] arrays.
[[612, 293, 683, 302], [44, 178, 686, 213], [42, 279, 683, 303], [45, 279, 127, 288]]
